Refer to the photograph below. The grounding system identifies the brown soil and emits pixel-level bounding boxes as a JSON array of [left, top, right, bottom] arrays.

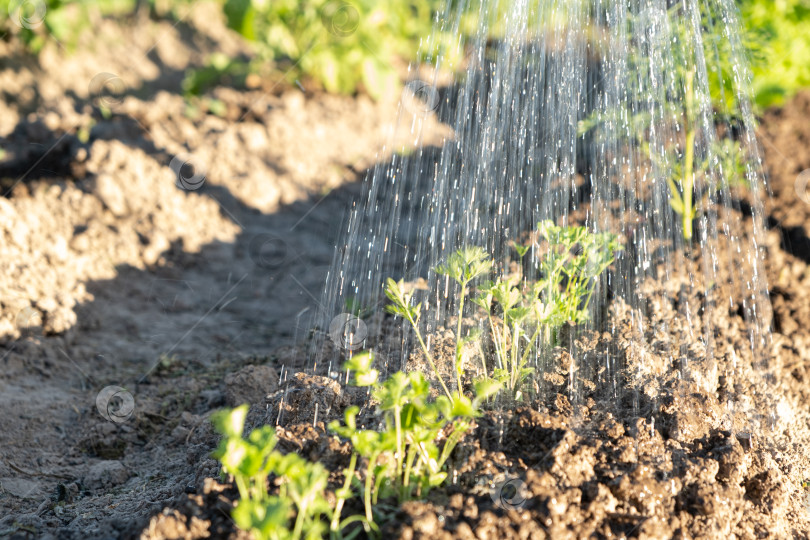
[[1, 5, 809, 539]]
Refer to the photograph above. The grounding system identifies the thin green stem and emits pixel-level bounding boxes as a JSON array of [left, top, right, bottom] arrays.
[[486, 310, 505, 372], [520, 325, 542, 368], [407, 313, 452, 400], [683, 69, 696, 241], [414, 441, 435, 475], [402, 443, 417, 500], [339, 515, 375, 540], [582, 273, 600, 314], [363, 456, 376, 525], [372, 471, 386, 505], [331, 453, 357, 536], [292, 500, 307, 540], [437, 422, 469, 469], [394, 405, 403, 485], [501, 306, 504, 372], [454, 281, 468, 398], [582, 261, 612, 314], [234, 475, 250, 503], [511, 322, 520, 391]]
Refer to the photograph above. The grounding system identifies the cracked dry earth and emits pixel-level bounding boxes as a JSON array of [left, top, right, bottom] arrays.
[[1, 5, 810, 539]]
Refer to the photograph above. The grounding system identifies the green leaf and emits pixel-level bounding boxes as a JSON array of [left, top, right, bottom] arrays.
[[223, 0, 256, 40], [43, 7, 72, 44], [428, 472, 447, 487], [335, 484, 353, 500], [385, 278, 420, 322], [217, 438, 249, 473], [375, 372, 410, 411], [490, 281, 521, 312], [247, 426, 277, 455], [407, 372, 430, 399], [344, 406, 359, 432], [435, 247, 492, 285], [449, 395, 477, 418], [537, 220, 561, 244], [400, 402, 420, 431], [512, 241, 530, 258], [232, 497, 290, 537], [212, 404, 248, 439], [506, 306, 531, 324], [473, 378, 502, 403], [471, 291, 492, 311], [237, 445, 268, 478], [355, 368, 379, 387], [330, 406, 360, 442], [419, 399, 450, 430], [353, 430, 382, 457], [493, 368, 510, 384], [316, 50, 342, 94], [345, 350, 375, 374]]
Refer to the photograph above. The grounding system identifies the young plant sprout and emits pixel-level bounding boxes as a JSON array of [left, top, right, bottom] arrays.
[[386, 222, 620, 400], [434, 246, 493, 397], [329, 351, 500, 529], [477, 222, 619, 398], [211, 351, 501, 540], [385, 278, 453, 399], [386, 247, 493, 399], [579, 1, 753, 242], [669, 68, 698, 241], [211, 405, 368, 540]]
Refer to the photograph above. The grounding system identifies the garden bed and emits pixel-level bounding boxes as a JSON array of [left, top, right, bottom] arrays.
[[0, 5, 809, 539]]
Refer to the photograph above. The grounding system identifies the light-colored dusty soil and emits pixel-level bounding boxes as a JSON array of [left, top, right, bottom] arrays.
[[0, 4, 447, 538]]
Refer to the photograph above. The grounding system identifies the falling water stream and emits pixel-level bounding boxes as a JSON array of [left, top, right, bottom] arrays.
[[309, 0, 772, 424]]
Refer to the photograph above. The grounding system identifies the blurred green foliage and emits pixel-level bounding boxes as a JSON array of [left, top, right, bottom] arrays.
[[186, 0, 810, 104], [0, 0, 194, 52], [1, 0, 809, 106], [0, 0, 133, 51], [209, 0, 459, 99], [739, 0, 810, 108]]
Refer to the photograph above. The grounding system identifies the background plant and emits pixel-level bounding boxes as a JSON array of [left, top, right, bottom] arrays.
[[739, 0, 810, 109], [474, 222, 619, 398], [579, 0, 757, 242], [0, 0, 147, 52], [211, 0, 464, 99], [5, 0, 808, 107], [387, 223, 619, 401]]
